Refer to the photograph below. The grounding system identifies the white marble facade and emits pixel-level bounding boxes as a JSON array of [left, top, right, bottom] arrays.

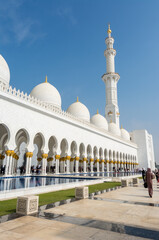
[[0, 25, 155, 176]]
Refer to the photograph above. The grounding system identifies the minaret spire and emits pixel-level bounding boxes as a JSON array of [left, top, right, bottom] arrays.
[[102, 25, 120, 128], [107, 23, 112, 37]]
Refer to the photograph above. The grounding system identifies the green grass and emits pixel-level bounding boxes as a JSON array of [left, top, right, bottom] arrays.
[[0, 181, 120, 216]]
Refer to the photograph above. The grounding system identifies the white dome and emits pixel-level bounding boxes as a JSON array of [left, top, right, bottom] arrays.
[[30, 80, 61, 109], [0, 54, 10, 86], [67, 100, 90, 122], [121, 128, 130, 141], [91, 113, 108, 130], [108, 122, 121, 136]]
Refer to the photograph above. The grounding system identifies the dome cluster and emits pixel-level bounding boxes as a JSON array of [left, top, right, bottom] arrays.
[[0, 55, 130, 141]]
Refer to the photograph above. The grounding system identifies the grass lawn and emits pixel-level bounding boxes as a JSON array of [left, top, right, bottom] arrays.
[[0, 181, 120, 216]]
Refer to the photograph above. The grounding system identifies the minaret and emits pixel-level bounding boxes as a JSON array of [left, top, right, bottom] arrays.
[[102, 24, 120, 128]]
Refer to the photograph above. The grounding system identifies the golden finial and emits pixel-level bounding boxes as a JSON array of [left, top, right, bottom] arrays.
[[97, 109, 99, 114], [110, 119, 112, 123], [77, 96, 79, 102], [121, 124, 123, 129], [45, 75, 48, 83], [107, 23, 112, 34]]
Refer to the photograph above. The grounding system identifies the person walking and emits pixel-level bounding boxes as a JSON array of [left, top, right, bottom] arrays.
[[145, 168, 154, 198], [142, 168, 146, 182]]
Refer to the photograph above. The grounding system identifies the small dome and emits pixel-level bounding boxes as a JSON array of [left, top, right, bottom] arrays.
[[91, 112, 108, 130], [121, 128, 130, 141], [0, 55, 10, 86], [108, 122, 121, 136], [30, 77, 61, 109], [67, 98, 90, 122]]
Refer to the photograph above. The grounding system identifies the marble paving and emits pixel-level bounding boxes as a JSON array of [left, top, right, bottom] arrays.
[[0, 180, 159, 239]]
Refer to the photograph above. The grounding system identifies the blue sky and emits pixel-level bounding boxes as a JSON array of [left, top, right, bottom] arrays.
[[0, 0, 159, 163]]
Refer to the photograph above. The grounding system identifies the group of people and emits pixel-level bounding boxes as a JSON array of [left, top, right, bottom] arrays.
[[142, 168, 159, 198]]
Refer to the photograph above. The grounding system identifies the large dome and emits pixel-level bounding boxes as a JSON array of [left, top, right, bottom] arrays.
[[67, 98, 90, 122], [121, 127, 130, 141], [91, 112, 108, 130], [108, 122, 121, 136], [0, 54, 10, 86], [30, 77, 61, 109]]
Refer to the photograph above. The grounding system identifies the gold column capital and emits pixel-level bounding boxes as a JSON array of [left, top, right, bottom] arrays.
[[42, 153, 48, 159], [0, 154, 5, 160], [75, 157, 79, 161], [66, 156, 71, 160], [5, 150, 14, 156], [55, 155, 60, 159], [26, 152, 33, 158], [83, 157, 87, 161], [37, 158, 42, 161]]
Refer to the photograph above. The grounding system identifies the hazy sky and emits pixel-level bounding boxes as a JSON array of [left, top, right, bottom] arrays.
[[0, 0, 158, 163]]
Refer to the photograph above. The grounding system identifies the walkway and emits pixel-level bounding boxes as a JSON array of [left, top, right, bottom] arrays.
[[0, 180, 159, 239]]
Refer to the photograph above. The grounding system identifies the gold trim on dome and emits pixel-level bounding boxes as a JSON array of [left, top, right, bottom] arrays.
[[77, 96, 79, 102], [97, 109, 99, 114]]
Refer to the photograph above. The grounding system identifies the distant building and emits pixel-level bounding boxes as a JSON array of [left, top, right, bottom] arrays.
[[130, 130, 155, 170]]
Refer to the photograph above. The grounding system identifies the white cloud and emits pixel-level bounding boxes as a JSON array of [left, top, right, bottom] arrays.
[[0, 0, 44, 44], [57, 7, 77, 25]]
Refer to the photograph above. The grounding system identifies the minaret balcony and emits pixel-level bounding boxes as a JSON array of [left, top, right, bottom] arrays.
[[102, 72, 120, 83], [104, 49, 116, 57]]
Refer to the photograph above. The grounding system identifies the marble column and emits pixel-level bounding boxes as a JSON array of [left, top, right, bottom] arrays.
[[106, 160, 109, 172], [96, 159, 99, 172], [25, 152, 33, 175], [101, 159, 105, 172], [55, 155, 60, 174], [90, 158, 94, 172], [5, 150, 11, 176], [8, 150, 14, 175], [41, 153, 48, 175], [83, 157, 87, 173], [110, 159, 113, 172], [75, 157, 79, 173], [66, 156, 70, 174]]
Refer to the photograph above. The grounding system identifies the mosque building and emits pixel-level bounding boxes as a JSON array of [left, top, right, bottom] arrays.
[[0, 25, 155, 176]]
